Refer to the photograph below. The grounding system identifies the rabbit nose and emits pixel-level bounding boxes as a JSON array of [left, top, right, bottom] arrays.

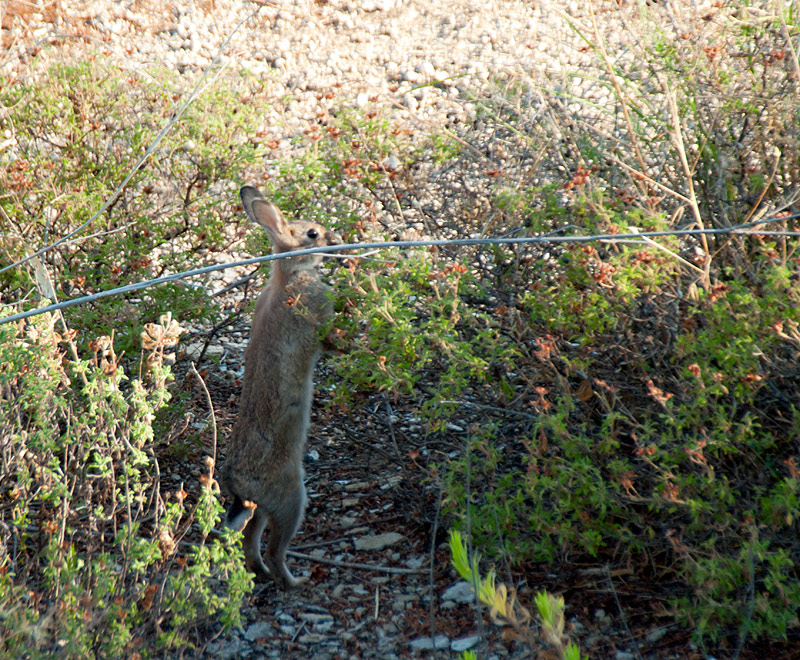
[[327, 230, 343, 246]]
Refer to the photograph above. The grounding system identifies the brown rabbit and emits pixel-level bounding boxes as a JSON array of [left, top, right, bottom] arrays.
[[218, 185, 341, 589]]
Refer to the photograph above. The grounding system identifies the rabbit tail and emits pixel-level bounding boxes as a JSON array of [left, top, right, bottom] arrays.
[[224, 493, 254, 532]]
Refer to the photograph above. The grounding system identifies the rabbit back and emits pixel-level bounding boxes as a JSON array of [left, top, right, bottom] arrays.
[[221, 269, 332, 492]]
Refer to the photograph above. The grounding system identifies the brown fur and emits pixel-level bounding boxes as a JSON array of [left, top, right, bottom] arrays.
[[218, 185, 341, 589]]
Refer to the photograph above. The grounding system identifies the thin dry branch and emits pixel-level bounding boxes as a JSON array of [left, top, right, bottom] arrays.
[[286, 550, 429, 575], [588, 2, 650, 197], [666, 90, 711, 286]]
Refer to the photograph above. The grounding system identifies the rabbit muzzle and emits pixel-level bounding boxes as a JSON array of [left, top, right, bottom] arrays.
[[325, 230, 343, 247]]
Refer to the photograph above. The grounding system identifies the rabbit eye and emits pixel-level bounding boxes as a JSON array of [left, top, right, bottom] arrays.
[[306, 229, 319, 239]]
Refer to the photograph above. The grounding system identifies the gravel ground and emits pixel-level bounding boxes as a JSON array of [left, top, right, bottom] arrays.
[[2, 2, 721, 658], [3, 0, 625, 141]]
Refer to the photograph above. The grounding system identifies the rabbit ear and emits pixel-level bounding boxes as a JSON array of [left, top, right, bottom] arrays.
[[240, 185, 265, 211], [240, 186, 290, 242]]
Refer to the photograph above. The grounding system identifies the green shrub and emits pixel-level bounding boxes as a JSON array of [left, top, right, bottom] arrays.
[[315, 23, 800, 642], [0, 308, 251, 658], [327, 248, 519, 430], [0, 57, 265, 353]]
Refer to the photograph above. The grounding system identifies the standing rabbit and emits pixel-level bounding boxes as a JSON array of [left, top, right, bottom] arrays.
[[218, 185, 341, 589]]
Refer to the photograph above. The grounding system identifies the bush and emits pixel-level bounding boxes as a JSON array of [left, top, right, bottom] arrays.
[[0, 308, 251, 658], [322, 4, 800, 651], [0, 58, 264, 353]]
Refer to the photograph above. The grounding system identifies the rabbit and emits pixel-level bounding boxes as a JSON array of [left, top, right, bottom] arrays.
[[218, 185, 342, 590]]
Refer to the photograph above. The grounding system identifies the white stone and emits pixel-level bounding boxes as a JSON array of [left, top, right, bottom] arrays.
[[451, 635, 481, 651], [409, 635, 449, 650], [442, 581, 475, 603], [245, 621, 272, 641], [403, 93, 418, 111], [354, 532, 404, 551]]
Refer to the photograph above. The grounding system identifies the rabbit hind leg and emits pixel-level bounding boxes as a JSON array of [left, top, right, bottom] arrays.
[[241, 507, 272, 582], [264, 483, 308, 590]]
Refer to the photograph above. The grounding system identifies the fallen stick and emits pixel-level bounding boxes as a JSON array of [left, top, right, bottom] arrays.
[[287, 550, 430, 575]]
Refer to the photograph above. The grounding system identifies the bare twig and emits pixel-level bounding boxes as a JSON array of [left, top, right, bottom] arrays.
[[464, 428, 487, 654], [777, 0, 800, 91], [587, 3, 649, 196], [666, 89, 711, 287], [606, 155, 693, 206], [742, 148, 781, 225], [290, 620, 307, 644], [211, 269, 260, 298], [440, 399, 538, 421], [732, 532, 757, 660], [626, 226, 705, 275], [190, 362, 218, 471], [605, 564, 644, 660], [286, 550, 429, 575], [428, 479, 444, 659]]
